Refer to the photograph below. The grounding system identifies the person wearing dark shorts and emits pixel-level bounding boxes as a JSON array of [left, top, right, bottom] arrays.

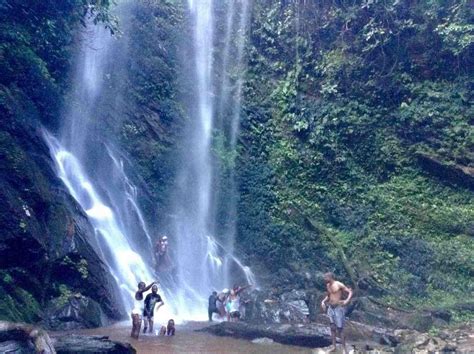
[[143, 284, 164, 334]]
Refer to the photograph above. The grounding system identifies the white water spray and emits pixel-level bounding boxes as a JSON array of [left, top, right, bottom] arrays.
[[171, 0, 255, 320], [44, 2, 255, 323]]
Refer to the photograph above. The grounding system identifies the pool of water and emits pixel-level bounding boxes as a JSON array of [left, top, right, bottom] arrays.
[[74, 321, 315, 353]]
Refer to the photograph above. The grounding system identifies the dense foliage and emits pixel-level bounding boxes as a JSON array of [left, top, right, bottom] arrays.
[[0, 0, 472, 327], [0, 0, 122, 323], [235, 0, 473, 315]]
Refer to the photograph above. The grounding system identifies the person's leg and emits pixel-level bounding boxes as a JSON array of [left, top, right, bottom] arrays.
[[130, 314, 136, 338], [327, 306, 337, 351], [131, 314, 141, 339], [208, 308, 213, 322], [149, 317, 154, 333], [338, 328, 347, 353], [143, 316, 148, 333], [335, 306, 347, 353], [330, 324, 337, 351]]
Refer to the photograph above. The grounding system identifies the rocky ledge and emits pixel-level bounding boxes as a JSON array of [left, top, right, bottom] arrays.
[[199, 321, 333, 347], [52, 335, 135, 354], [0, 321, 135, 354], [199, 320, 474, 353]]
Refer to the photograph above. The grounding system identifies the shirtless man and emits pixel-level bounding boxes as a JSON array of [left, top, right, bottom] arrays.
[[321, 272, 353, 353]]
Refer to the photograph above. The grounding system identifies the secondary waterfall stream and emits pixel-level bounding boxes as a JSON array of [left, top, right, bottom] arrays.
[[43, 0, 254, 322]]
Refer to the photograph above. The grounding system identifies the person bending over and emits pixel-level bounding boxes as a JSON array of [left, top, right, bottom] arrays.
[[143, 284, 164, 334], [131, 281, 156, 339], [321, 272, 353, 353]]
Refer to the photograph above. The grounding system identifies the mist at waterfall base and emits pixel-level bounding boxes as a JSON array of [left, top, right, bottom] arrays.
[[43, 1, 255, 323]]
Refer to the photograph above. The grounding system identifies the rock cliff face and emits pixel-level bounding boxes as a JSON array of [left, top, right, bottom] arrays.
[[0, 0, 124, 326], [0, 120, 124, 325]]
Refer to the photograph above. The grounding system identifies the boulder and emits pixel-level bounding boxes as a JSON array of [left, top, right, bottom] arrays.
[[0, 321, 55, 353], [199, 321, 332, 348], [243, 289, 310, 324], [43, 295, 107, 331], [416, 151, 474, 190], [52, 335, 135, 354]]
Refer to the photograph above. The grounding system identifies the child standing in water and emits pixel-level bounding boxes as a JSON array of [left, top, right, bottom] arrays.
[[131, 281, 156, 339]]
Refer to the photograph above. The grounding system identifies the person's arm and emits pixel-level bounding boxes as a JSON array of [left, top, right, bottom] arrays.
[[140, 281, 156, 295], [156, 295, 164, 309], [321, 294, 328, 308], [235, 284, 251, 295], [341, 284, 353, 305]]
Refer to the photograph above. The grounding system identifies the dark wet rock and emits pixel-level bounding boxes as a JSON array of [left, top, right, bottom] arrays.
[[200, 319, 403, 348], [394, 332, 453, 353], [243, 289, 310, 324], [0, 321, 55, 353], [416, 151, 474, 190], [43, 295, 107, 331], [0, 125, 124, 323], [199, 321, 332, 347], [0, 339, 34, 354], [52, 335, 135, 354], [311, 314, 401, 346]]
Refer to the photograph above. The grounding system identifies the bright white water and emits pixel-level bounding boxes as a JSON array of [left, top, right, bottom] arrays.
[[171, 0, 254, 320], [44, 1, 255, 323], [43, 17, 179, 321]]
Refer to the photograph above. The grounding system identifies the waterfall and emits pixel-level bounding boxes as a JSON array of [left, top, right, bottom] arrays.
[[43, 1, 255, 323], [42, 16, 179, 322], [171, 0, 254, 319]]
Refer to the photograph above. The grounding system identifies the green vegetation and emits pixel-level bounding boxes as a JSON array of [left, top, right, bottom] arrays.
[[0, 0, 472, 325], [235, 0, 473, 311], [0, 0, 119, 323]]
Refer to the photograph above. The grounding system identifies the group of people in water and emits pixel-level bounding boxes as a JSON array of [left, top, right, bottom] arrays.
[[132, 234, 353, 352], [207, 284, 251, 322], [130, 279, 251, 339]]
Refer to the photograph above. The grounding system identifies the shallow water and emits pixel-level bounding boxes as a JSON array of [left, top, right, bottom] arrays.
[[74, 321, 313, 353]]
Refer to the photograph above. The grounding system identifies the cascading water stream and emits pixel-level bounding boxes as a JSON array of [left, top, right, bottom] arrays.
[[42, 15, 178, 321], [43, 1, 255, 323], [171, 0, 255, 319]]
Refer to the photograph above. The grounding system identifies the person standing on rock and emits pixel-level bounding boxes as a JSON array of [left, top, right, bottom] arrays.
[[131, 280, 156, 339], [143, 284, 164, 334], [321, 272, 353, 353]]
